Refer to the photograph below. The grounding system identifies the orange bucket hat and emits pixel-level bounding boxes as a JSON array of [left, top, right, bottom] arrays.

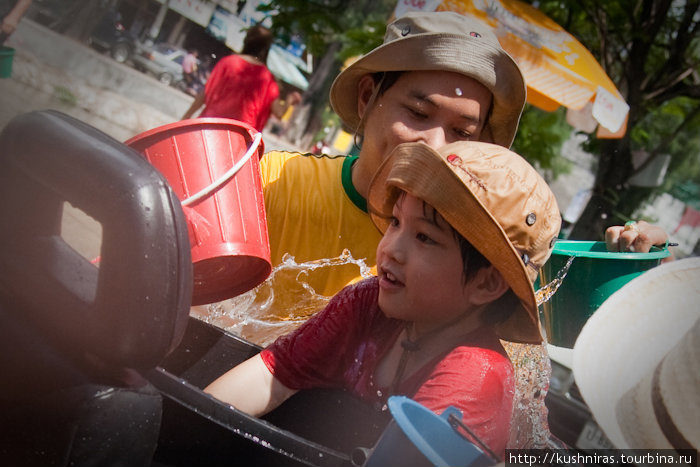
[[367, 141, 561, 344]]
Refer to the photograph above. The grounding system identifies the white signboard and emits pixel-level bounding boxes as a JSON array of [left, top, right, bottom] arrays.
[[239, 0, 273, 27], [207, 6, 249, 51], [156, 0, 216, 27], [592, 86, 630, 133]]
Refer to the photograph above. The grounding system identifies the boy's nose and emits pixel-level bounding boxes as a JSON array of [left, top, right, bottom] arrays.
[[380, 232, 407, 264]]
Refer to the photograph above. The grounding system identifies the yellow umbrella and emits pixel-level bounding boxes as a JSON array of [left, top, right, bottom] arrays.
[[394, 0, 629, 138]]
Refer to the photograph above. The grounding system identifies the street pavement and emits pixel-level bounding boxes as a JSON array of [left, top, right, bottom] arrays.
[[0, 19, 299, 147]]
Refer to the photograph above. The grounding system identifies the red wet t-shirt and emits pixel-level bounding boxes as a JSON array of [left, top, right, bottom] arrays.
[[260, 277, 515, 455]]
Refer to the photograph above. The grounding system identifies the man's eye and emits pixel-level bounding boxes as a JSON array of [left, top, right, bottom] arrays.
[[454, 128, 473, 139], [406, 106, 427, 119]]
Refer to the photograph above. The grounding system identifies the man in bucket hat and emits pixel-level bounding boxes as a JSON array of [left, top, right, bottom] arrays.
[[256, 11, 526, 308], [206, 141, 561, 458], [209, 10, 668, 344]]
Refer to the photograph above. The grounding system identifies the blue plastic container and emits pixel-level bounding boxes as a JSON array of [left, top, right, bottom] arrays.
[[362, 396, 491, 467]]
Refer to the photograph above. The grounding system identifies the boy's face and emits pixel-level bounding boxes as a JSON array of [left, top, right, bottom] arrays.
[[376, 193, 476, 329], [352, 71, 492, 198]]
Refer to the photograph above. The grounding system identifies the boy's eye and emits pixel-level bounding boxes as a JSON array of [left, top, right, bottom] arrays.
[[416, 232, 436, 245], [388, 216, 399, 227]]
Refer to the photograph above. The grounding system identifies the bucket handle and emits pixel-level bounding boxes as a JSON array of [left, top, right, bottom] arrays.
[[181, 131, 263, 207]]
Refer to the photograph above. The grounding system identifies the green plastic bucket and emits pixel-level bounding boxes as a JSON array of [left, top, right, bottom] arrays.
[[540, 240, 669, 348], [0, 46, 15, 79]]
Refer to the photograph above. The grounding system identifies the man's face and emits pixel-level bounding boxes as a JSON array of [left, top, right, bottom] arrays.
[[353, 70, 492, 197]]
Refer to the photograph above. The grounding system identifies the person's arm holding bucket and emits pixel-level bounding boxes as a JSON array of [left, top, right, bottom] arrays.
[[204, 354, 297, 417]]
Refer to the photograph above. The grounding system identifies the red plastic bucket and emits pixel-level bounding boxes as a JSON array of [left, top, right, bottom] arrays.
[[126, 118, 271, 305]]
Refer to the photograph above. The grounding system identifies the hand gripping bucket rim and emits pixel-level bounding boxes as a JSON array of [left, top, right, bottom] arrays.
[[540, 240, 670, 348], [126, 118, 271, 305], [549, 240, 669, 260]]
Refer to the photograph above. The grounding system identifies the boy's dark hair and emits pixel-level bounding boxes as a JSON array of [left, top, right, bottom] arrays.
[[456, 233, 520, 327], [241, 25, 274, 63]]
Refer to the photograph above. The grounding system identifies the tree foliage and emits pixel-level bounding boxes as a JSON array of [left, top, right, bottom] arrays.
[[258, 0, 700, 240], [257, 0, 394, 146], [530, 0, 700, 240], [258, 0, 392, 57], [511, 106, 572, 180]]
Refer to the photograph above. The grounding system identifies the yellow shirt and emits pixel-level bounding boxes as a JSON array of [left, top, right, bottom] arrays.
[[260, 151, 382, 298]]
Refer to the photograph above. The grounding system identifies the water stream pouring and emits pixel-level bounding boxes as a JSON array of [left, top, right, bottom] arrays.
[[126, 118, 271, 305], [540, 240, 669, 348]]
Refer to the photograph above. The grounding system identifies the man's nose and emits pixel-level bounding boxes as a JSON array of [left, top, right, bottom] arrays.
[[416, 126, 448, 149]]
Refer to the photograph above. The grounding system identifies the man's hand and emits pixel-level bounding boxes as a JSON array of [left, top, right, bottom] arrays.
[[605, 220, 669, 253]]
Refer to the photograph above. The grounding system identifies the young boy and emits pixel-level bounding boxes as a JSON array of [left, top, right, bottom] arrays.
[[205, 141, 561, 456]]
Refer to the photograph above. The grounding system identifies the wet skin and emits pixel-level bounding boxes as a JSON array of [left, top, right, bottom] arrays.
[[351, 70, 493, 199]]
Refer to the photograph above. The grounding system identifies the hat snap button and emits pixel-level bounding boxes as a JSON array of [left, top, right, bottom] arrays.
[[469, 31, 481, 38], [526, 213, 537, 225], [401, 26, 411, 36]]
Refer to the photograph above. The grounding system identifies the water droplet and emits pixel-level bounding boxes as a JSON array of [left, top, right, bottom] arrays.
[[535, 256, 574, 305]]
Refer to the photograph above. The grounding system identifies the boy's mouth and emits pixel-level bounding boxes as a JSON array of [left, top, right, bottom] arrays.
[[379, 267, 404, 288]]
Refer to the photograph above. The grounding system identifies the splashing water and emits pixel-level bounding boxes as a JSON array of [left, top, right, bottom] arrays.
[[193, 250, 372, 347], [501, 256, 576, 448], [193, 252, 576, 448], [502, 340, 551, 449], [535, 256, 575, 306]]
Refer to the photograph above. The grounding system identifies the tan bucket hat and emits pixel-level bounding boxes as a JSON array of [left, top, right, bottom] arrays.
[[329, 11, 526, 148], [367, 141, 561, 344], [574, 257, 700, 453]]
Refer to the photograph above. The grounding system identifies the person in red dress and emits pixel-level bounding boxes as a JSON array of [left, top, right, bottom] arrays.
[[182, 25, 298, 132]]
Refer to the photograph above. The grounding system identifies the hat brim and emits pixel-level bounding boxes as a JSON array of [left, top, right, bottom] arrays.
[[367, 143, 541, 344], [330, 32, 525, 148], [573, 257, 700, 449]]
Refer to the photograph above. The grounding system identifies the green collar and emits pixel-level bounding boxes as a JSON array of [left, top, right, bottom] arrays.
[[342, 155, 367, 212]]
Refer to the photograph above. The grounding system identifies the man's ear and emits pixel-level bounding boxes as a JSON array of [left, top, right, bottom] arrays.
[[465, 265, 509, 306], [357, 74, 377, 121]]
